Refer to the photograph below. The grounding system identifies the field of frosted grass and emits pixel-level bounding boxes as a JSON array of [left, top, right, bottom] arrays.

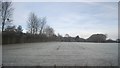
[[0, 45, 2, 67], [3, 42, 118, 66]]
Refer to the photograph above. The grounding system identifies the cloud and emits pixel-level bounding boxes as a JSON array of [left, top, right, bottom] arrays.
[[11, 0, 119, 2], [12, 2, 118, 39], [12, 2, 31, 30]]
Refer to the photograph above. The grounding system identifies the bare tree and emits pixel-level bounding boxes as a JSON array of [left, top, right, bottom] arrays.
[[27, 12, 40, 34], [87, 34, 107, 42], [5, 25, 16, 32], [0, 1, 2, 31], [39, 17, 46, 35], [17, 25, 23, 33], [43, 25, 54, 37], [65, 34, 70, 37], [1, 1, 13, 31]]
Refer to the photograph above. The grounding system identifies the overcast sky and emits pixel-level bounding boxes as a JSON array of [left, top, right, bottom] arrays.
[[11, 0, 119, 2], [12, 2, 118, 39]]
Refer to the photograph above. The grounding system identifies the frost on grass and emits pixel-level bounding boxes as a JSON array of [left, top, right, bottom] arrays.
[[3, 42, 118, 66]]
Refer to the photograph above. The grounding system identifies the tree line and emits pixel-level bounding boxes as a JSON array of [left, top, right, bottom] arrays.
[[1, 2, 120, 44]]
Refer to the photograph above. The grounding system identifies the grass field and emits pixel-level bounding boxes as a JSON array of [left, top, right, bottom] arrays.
[[3, 42, 118, 66]]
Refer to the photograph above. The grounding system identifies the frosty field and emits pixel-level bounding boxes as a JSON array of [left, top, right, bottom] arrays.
[[3, 42, 118, 66], [0, 45, 2, 67]]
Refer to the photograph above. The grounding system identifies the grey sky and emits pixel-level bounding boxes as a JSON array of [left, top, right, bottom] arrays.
[[12, 2, 118, 39], [11, 0, 119, 2]]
